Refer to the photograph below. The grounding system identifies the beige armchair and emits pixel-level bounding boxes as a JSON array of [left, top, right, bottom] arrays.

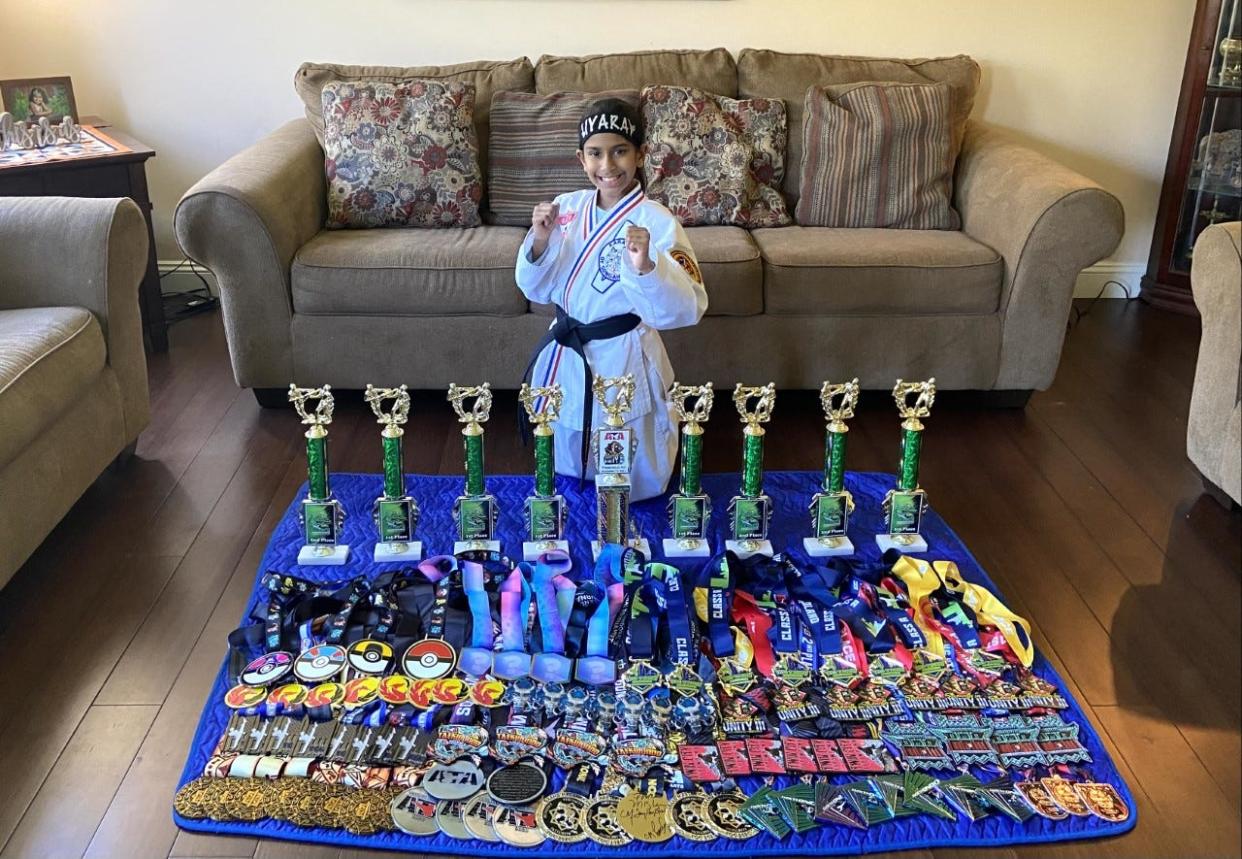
[[1189, 221, 1241, 507], [0, 196, 152, 586]]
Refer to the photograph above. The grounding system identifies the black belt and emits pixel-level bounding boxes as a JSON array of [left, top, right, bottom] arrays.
[[522, 306, 641, 479]]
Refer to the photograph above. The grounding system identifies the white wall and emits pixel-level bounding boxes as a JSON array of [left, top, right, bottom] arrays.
[[1, 0, 1196, 293]]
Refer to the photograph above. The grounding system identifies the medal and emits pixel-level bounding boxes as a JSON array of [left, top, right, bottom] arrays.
[[402, 639, 457, 680], [294, 644, 347, 683], [1076, 781, 1130, 822], [224, 684, 266, 710], [616, 788, 672, 843], [1041, 774, 1092, 816], [240, 651, 294, 687], [491, 803, 546, 847], [346, 639, 395, 675], [391, 786, 439, 836], [668, 792, 717, 841], [435, 795, 475, 839], [1014, 778, 1069, 820], [423, 758, 486, 801], [377, 674, 411, 705], [536, 792, 589, 843], [462, 792, 502, 842], [704, 790, 760, 840], [583, 796, 632, 846], [487, 761, 548, 806]]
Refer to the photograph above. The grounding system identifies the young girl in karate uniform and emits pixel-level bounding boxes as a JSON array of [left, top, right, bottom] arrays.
[[516, 98, 708, 501]]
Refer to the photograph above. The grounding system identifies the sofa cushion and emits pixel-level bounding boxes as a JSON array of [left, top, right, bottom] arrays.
[[488, 90, 640, 226], [292, 227, 529, 317], [641, 86, 791, 229], [685, 226, 763, 316], [752, 227, 1001, 315], [796, 82, 956, 229], [295, 58, 535, 203], [322, 80, 483, 229], [536, 49, 737, 96], [737, 50, 980, 208], [0, 306, 106, 469]]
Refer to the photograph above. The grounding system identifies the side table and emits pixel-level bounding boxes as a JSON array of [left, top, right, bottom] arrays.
[[0, 118, 168, 352]]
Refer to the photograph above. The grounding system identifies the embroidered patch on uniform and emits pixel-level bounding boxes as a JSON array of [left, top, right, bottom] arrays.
[[558, 211, 577, 226], [670, 248, 702, 284]]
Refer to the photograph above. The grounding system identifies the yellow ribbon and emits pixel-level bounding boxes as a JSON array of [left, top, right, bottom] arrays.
[[933, 561, 1034, 668], [889, 555, 947, 658]]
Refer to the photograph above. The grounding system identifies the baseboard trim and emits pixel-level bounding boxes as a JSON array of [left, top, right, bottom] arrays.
[[159, 259, 217, 296], [1075, 262, 1143, 299]]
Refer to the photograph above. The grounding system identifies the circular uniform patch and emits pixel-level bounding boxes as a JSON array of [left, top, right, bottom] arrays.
[[346, 639, 395, 675], [704, 790, 759, 840], [670, 248, 703, 284], [423, 759, 486, 801], [487, 761, 547, 806], [583, 796, 631, 846], [435, 796, 474, 839], [294, 644, 347, 683], [391, 786, 439, 836], [668, 792, 717, 842], [492, 803, 546, 848], [536, 792, 589, 843], [462, 792, 502, 842], [240, 650, 293, 686], [403, 639, 457, 680]]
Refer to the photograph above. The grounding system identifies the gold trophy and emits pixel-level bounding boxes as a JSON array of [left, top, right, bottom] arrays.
[[289, 384, 349, 565], [365, 384, 421, 562], [590, 374, 650, 559], [804, 379, 859, 557], [448, 383, 501, 554], [725, 383, 776, 558], [877, 378, 936, 553], [519, 383, 569, 561], [663, 382, 714, 558]]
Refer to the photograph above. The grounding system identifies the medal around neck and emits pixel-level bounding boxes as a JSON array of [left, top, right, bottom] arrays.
[[289, 384, 349, 565], [590, 375, 650, 559], [519, 383, 570, 562], [805, 378, 860, 557], [364, 384, 422, 562], [878, 378, 935, 553], [663, 382, 715, 558], [726, 383, 776, 559], [448, 383, 501, 554]]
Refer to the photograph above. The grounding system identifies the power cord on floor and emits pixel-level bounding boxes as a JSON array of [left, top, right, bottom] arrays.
[[160, 257, 218, 324], [1068, 280, 1137, 330]]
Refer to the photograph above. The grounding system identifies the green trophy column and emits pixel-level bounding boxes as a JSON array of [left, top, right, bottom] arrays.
[[825, 429, 848, 494], [306, 429, 329, 501], [464, 430, 485, 497], [680, 429, 703, 496], [534, 431, 554, 497], [742, 430, 764, 497], [382, 432, 403, 499], [898, 427, 922, 491]]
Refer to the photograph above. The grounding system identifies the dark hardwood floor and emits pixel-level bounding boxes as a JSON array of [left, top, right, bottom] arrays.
[[0, 300, 1237, 859]]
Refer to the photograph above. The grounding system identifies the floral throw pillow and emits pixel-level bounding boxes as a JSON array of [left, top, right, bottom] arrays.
[[321, 80, 483, 229], [640, 86, 791, 228]]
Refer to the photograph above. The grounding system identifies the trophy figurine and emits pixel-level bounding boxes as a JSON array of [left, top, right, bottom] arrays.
[[804, 378, 860, 557], [289, 384, 349, 565], [448, 383, 500, 554], [519, 383, 569, 561], [365, 384, 421, 562], [590, 374, 650, 559], [877, 378, 936, 553], [663, 382, 714, 558], [726, 383, 776, 558]]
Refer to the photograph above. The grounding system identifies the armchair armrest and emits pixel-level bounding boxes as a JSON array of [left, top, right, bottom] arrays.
[[955, 121, 1124, 389], [0, 195, 150, 440], [174, 118, 326, 387]]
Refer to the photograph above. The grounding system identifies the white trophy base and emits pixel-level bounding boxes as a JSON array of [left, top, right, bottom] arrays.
[[297, 544, 350, 566], [662, 538, 712, 558], [593, 538, 651, 560], [523, 540, 570, 562], [454, 540, 501, 555], [803, 536, 855, 557], [726, 539, 773, 559], [876, 533, 929, 554], [373, 541, 423, 562]]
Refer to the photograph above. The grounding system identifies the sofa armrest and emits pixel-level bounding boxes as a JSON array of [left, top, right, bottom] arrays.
[[0, 196, 150, 441], [175, 118, 326, 387], [955, 121, 1124, 389], [1189, 222, 1241, 497]]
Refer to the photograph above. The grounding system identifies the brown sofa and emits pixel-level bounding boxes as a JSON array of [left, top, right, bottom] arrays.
[[0, 196, 151, 586], [174, 49, 1124, 405]]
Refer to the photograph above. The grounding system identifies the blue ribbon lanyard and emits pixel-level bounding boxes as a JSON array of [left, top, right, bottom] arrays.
[[648, 563, 695, 670], [697, 553, 736, 658]]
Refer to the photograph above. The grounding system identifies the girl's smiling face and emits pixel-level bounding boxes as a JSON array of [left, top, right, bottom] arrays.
[[577, 132, 643, 208]]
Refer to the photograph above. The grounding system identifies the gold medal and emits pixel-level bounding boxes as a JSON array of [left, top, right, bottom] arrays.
[[173, 777, 218, 819], [668, 792, 716, 842], [616, 789, 672, 843], [284, 781, 329, 828], [582, 796, 632, 846], [207, 779, 242, 821], [703, 790, 759, 840], [220, 778, 271, 821], [342, 788, 391, 834], [536, 792, 589, 843]]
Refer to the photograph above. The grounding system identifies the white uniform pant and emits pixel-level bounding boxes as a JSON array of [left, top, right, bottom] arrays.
[[554, 403, 677, 501]]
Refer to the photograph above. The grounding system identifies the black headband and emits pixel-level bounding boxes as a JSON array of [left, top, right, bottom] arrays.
[[578, 98, 643, 150]]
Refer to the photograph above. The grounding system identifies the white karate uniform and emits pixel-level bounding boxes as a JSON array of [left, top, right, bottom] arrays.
[[516, 185, 708, 501]]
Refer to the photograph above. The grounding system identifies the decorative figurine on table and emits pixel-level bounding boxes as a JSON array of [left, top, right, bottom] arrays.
[[663, 382, 714, 558], [878, 378, 936, 553], [726, 382, 776, 558], [365, 384, 421, 562], [804, 378, 860, 557], [448, 383, 500, 554], [289, 384, 349, 565], [519, 382, 569, 561], [591, 374, 649, 559]]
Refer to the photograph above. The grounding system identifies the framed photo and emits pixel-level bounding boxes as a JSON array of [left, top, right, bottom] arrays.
[[0, 76, 77, 124]]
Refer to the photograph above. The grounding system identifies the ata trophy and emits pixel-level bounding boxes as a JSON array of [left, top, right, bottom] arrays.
[[804, 378, 860, 557], [726, 383, 776, 558], [590, 374, 650, 559], [519, 383, 569, 561], [663, 382, 714, 558], [878, 378, 936, 553], [365, 384, 422, 562], [448, 383, 500, 554], [289, 384, 349, 565]]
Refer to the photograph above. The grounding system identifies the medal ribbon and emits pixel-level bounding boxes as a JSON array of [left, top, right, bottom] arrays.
[[626, 577, 665, 662], [532, 551, 575, 655], [935, 561, 1034, 667], [695, 553, 736, 658], [461, 558, 496, 653], [500, 566, 533, 655], [649, 563, 694, 668], [589, 545, 633, 659], [731, 590, 776, 676], [261, 572, 317, 652]]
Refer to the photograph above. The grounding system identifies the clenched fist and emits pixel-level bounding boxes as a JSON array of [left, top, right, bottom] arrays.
[[626, 226, 655, 275], [529, 201, 559, 260]]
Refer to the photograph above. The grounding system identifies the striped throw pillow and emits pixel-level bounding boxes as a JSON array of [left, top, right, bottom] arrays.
[[487, 90, 639, 226], [796, 82, 957, 230]]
